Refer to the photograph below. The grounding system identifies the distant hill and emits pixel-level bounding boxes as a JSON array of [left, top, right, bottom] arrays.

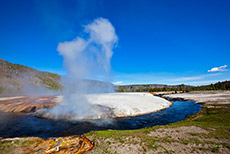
[[116, 84, 192, 92], [0, 58, 62, 96], [116, 81, 230, 92], [193, 81, 230, 91], [0, 59, 114, 96]]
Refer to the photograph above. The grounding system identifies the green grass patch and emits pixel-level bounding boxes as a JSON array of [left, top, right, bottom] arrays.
[[164, 106, 230, 139], [188, 132, 199, 136], [161, 137, 178, 143], [199, 147, 209, 151], [86, 126, 161, 138], [211, 145, 220, 152], [36, 73, 62, 91], [189, 138, 201, 145], [182, 139, 189, 145], [114, 137, 125, 143]]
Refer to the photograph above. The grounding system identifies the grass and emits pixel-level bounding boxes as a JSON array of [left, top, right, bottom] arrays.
[[165, 106, 230, 139], [181, 138, 201, 145], [161, 136, 177, 143], [7, 62, 36, 73], [188, 132, 199, 136], [114, 137, 125, 143], [86, 126, 161, 138], [36, 72, 62, 91], [211, 145, 220, 152], [182, 139, 189, 145], [0, 137, 43, 154]]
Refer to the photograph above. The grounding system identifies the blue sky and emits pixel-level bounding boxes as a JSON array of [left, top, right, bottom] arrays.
[[0, 0, 230, 85]]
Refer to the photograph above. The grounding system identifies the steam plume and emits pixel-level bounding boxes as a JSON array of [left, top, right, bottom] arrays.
[[36, 18, 118, 121]]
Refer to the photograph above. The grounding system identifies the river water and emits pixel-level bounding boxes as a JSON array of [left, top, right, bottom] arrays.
[[0, 98, 201, 139]]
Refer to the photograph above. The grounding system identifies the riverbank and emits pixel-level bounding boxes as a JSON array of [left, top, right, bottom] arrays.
[[0, 91, 229, 153], [162, 91, 230, 107], [84, 91, 230, 154]]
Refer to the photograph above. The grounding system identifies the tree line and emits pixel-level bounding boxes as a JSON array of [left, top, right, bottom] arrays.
[[116, 81, 230, 92]]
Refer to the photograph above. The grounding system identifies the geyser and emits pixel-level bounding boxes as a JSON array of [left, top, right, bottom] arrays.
[[35, 18, 172, 123], [36, 18, 118, 121]]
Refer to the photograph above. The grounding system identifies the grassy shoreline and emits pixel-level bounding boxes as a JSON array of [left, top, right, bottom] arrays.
[[85, 101, 230, 153]]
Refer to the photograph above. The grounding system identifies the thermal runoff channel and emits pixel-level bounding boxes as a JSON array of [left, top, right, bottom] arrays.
[[35, 18, 172, 123]]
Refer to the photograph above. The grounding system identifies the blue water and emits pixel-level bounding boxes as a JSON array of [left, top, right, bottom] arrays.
[[0, 99, 201, 139]]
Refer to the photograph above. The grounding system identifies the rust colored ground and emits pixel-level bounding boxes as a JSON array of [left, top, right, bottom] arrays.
[[29, 135, 94, 154]]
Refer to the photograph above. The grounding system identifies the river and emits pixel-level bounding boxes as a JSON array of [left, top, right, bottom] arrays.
[[0, 97, 201, 139]]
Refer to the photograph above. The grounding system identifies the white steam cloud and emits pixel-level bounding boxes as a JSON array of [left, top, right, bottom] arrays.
[[58, 18, 118, 78], [36, 18, 118, 121]]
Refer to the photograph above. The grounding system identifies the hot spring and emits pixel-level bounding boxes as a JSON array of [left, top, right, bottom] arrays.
[[0, 95, 201, 139]]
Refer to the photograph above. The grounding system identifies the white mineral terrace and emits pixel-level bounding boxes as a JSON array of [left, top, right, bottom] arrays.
[[164, 91, 230, 105], [54, 92, 172, 117]]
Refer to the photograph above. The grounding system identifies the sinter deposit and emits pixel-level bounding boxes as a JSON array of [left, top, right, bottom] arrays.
[[0, 96, 56, 113], [0, 93, 172, 119], [35, 92, 172, 120], [163, 91, 230, 105]]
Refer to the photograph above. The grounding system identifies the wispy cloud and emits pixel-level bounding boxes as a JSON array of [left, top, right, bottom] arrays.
[[208, 65, 228, 72], [170, 73, 221, 82], [186, 80, 227, 85], [114, 71, 230, 86], [112, 81, 123, 85]]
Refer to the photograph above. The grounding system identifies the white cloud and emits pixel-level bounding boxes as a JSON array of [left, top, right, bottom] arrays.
[[208, 65, 228, 72], [112, 81, 123, 85], [185, 80, 226, 85], [171, 73, 220, 82]]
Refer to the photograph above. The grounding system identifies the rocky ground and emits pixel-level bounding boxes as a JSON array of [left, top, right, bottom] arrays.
[[86, 125, 230, 154]]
